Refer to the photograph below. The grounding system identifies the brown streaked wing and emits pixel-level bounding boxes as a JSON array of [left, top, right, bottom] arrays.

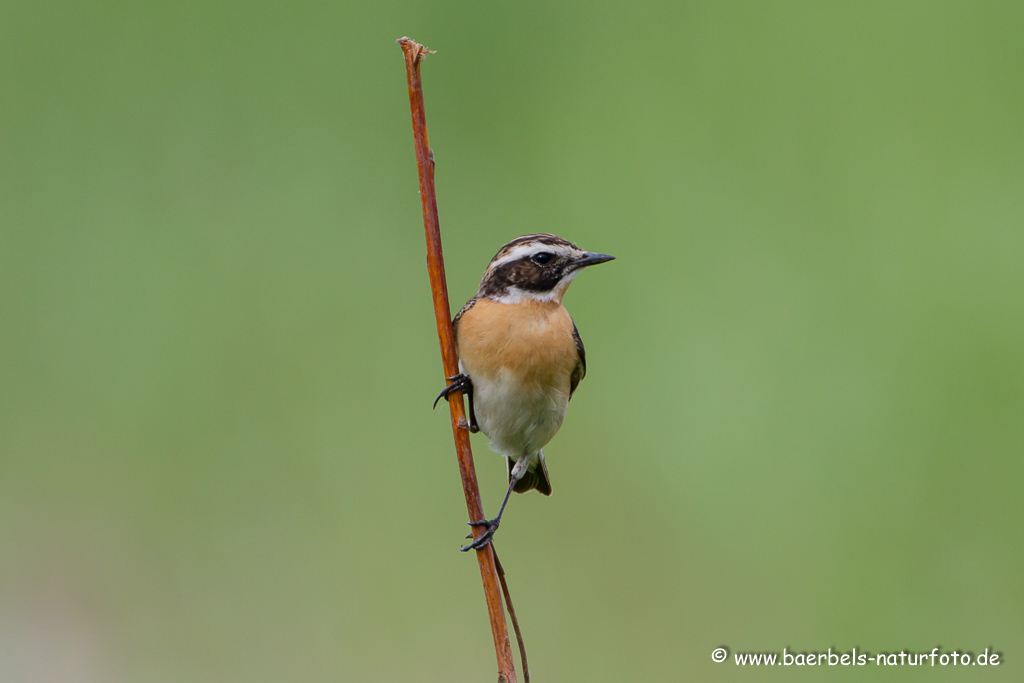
[[452, 297, 478, 334], [569, 320, 586, 399]]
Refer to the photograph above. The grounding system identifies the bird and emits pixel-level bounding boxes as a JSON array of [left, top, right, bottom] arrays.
[[434, 234, 614, 550]]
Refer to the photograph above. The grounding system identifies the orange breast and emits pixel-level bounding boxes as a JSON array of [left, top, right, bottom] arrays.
[[456, 298, 578, 390]]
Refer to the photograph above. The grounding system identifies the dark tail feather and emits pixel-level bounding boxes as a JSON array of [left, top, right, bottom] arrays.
[[508, 451, 552, 496]]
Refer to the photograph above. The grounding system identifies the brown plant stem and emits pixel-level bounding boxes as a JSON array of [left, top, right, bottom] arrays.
[[493, 545, 530, 683], [397, 36, 518, 683]]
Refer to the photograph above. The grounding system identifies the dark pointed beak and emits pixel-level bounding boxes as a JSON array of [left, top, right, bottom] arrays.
[[572, 252, 615, 269]]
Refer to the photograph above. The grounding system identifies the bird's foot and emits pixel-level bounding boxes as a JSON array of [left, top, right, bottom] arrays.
[[460, 518, 499, 552], [433, 373, 479, 433], [433, 373, 471, 408]]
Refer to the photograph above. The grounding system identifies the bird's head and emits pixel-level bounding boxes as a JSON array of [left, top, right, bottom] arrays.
[[477, 234, 614, 304]]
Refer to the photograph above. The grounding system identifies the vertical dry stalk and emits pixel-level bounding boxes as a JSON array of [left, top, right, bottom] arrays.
[[493, 548, 530, 682], [397, 37, 518, 683]]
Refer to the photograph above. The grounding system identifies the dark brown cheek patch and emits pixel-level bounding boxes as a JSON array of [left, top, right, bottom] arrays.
[[479, 259, 565, 296]]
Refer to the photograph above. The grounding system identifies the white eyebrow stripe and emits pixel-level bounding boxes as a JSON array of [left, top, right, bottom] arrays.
[[490, 242, 577, 268]]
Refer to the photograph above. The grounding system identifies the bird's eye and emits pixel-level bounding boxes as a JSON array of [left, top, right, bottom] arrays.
[[531, 252, 553, 265]]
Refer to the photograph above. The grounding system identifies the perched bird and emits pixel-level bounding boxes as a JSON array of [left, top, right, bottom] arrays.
[[435, 234, 614, 550]]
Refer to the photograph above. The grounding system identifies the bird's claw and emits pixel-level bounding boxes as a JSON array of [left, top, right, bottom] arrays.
[[433, 373, 480, 433], [460, 518, 499, 551], [433, 373, 472, 409]]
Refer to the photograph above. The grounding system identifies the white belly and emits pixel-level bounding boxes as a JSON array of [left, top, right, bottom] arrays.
[[469, 367, 569, 461]]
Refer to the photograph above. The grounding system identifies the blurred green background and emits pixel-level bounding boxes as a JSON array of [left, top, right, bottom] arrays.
[[2, 1, 1022, 681]]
